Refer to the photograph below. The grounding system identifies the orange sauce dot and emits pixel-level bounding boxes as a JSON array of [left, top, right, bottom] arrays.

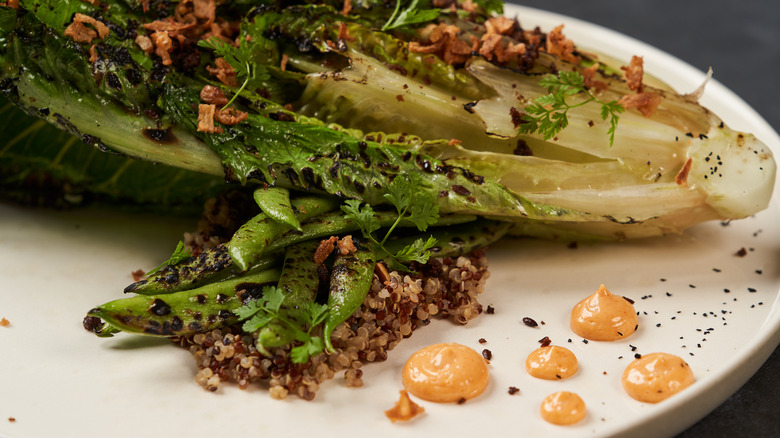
[[525, 345, 578, 380], [540, 391, 587, 425], [570, 284, 638, 341], [402, 343, 489, 403], [622, 352, 694, 403]]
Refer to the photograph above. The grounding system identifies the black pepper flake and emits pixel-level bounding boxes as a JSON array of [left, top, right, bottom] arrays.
[[735, 247, 748, 257], [482, 349, 493, 360], [478, 338, 487, 344], [656, 323, 661, 327], [538, 336, 552, 347], [634, 353, 642, 359], [457, 398, 467, 405], [689, 284, 696, 288], [748, 287, 757, 293], [630, 345, 637, 351], [713, 268, 722, 272], [666, 292, 673, 297], [486, 305, 495, 314], [582, 339, 589, 344], [623, 296, 635, 304], [508, 386, 520, 395], [522, 317, 538, 327], [756, 270, 763, 275]]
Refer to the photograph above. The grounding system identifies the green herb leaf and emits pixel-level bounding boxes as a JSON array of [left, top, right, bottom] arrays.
[[343, 175, 439, 270], [341, 199, 381, 236], [382, 0, 440, 31], [471, 0, 504, 15], [394, 235, 438, 264], [234, 286, 329, 364], [290, 336, 324, 364], [145, 241, 192, 277], [519, 71, 624, 146], [197, 37, 270, 110]]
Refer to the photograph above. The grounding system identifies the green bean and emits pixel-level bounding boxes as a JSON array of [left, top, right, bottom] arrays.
[[257, 240, 321, 349], [126, 246, 279, 295], [267, 211, 476, 253], [88, 268, 282, 337], [229, 195, 339, 271], [253, 187, 301, 230], [384, 219, 513, 258], [128, 208, 473, 295], [323, 240, 376, 352]]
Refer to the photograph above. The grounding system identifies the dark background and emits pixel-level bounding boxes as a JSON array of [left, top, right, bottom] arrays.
[[505, 1, 780, 436]]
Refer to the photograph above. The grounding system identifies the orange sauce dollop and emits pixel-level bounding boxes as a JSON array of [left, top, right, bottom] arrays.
[[402, 343, 489, 403], [525, 345, 578, 380], [622, 353, 694, 403], [570, 284, 638, 341], [540, 391, 587, 425]]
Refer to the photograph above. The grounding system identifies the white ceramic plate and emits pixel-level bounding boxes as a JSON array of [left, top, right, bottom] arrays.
[[1, 4, 778, 438]]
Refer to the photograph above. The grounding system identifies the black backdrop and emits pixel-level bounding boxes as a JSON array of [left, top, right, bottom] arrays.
[[504, 1, 780, 436]]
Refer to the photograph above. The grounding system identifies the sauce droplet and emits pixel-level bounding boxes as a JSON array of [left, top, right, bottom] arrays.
[[525, 345, 578, 380], [622, 352, 694, 403], [570, 284, 638, 341], [402, 343, 489, 403], [540, 391, 587, 425]]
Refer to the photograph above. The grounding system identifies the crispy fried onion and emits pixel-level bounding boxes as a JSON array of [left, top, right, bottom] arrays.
[[544, 24, 579, 63], [64, 13, 110, 43]]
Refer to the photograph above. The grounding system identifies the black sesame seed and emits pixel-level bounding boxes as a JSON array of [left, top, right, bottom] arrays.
[[522, 317, 538, 327]]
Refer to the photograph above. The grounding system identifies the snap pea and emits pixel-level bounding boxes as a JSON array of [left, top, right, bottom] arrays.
[[88, 268, 282, 337], [127, 209, 474, 295], [257, 240, 321, 349], [126, 247, 279, 295], [268, 211, 476, 253], [229, 195, 339, 271], [127, 195, 337, 295], [323, 240, 376, 352], [384, 219, 513, 258], [253, 186, 301, 230]]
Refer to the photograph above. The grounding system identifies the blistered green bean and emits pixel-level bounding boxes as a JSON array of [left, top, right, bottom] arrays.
[[257, 240, 321, 349], [88, 268, 282, 337], [323, 240, 376, 352], [253, 187, 300, 230], [229, 195, 339, 271], [384, 219, 512, 258]]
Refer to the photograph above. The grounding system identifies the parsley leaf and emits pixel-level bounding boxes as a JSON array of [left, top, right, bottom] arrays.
[[145, 241, 191, 277], [235, 286, 329, 364], [342, 174, 439, 270], [382, 0, 440, 31], [394, 236, 438, 264], [518, 71, 625, 146], [342, 199, 380, 237]]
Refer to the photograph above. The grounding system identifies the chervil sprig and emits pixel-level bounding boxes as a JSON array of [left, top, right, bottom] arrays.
[[518, 71, 625, 146], [235, 286, 328, 364], [341, 175, 439, 269]]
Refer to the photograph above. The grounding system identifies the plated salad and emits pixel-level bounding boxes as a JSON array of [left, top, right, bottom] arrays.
[[0, 0, 775, 399]]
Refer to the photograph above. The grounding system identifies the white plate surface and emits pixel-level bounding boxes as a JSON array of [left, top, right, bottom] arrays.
[[1, 4, 779, 438]]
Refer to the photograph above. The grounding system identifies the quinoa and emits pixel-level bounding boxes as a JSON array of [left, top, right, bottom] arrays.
[[173, 252, 489, 400]]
